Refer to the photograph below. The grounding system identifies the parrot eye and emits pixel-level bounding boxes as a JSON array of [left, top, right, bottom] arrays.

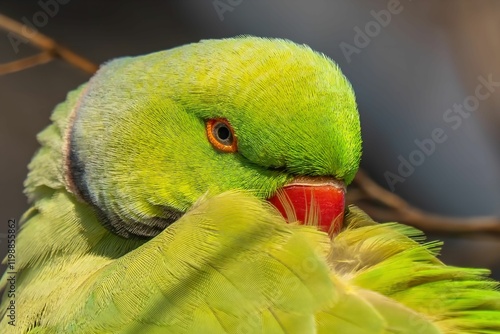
[[206, 118, 238, 153]]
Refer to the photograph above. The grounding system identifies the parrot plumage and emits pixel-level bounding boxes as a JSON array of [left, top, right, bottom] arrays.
[[1, 37, 500, 333]]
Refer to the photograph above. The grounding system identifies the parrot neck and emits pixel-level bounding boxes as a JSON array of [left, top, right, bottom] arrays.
[[63, 105, 184, 239]]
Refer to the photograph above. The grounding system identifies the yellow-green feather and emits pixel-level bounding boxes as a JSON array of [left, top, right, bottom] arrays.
[[4, 189, 500, 333]]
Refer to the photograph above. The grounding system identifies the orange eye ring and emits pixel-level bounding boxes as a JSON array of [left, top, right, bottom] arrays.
[[206, 118, 238, 153]]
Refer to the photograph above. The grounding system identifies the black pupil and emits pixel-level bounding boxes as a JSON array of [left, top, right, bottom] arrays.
[[216, 125, 231, 141]]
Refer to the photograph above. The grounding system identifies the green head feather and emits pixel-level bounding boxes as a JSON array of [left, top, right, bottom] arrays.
[[67, 36, 361, 237]]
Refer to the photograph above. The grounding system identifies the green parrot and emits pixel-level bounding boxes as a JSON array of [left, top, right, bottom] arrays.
[[1, 36, 500, 333]]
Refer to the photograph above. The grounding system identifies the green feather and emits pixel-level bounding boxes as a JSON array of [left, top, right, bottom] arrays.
[[4, 192, 499, 333]]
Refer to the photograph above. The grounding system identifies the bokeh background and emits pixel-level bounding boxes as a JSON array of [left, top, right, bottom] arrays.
[[1, 0, 500, 277]]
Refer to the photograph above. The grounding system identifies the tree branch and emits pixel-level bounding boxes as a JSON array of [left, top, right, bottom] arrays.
[[0, 13, 98, 75], [348, 169, 500, 236], [0, 51, 53, 75]]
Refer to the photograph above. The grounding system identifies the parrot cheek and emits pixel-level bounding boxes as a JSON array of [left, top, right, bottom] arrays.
[[267, 177, 345, 234]]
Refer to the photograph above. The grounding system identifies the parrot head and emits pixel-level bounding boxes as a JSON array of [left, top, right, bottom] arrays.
[[65, 37, 361, 238]]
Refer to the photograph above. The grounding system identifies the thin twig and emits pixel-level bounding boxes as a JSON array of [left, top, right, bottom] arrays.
[[0, 13, 98, 75], [0, 51, 53, 75], [353, 169, 410, 209], [349, 169, 500, 236]]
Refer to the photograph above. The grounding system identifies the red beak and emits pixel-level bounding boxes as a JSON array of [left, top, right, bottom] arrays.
[[267, 177, 346, 234]]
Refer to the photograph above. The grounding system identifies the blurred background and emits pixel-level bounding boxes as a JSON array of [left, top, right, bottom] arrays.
[[1, 0, 500, 277]]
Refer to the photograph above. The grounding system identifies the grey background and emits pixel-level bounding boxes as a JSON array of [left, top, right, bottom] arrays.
[[1, 0, 500, 278]]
